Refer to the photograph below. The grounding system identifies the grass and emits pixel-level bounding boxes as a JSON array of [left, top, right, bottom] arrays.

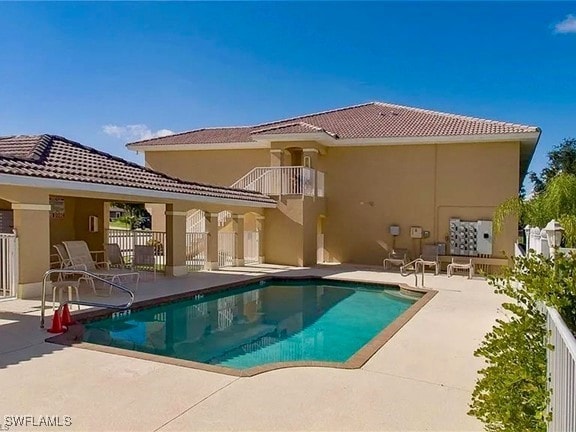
[[109, 219, 130, 229]]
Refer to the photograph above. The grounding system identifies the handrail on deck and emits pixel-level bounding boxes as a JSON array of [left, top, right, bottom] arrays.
[[40, 269, 135, 328], [400, 258, 426, 288]]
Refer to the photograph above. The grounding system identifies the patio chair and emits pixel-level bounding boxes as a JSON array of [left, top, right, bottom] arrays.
[[418, 244, 440, 275], [383, 248, 408, 270], [53, 244, 72, 269], [63, 240, 139, 295], [105, 243, 131, 269], [447, 257, 474, 279], [132, 245, 156, 280]]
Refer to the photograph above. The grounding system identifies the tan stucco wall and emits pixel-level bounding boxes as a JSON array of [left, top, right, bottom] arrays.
[[140, 140, 520, 267], [49, 196, 77, 247], [322, 142, 519, 264], [145, 149, 270, 186], [48, 197, 105, 252]]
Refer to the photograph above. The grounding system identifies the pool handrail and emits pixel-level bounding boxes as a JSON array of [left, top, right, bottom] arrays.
[[40, 268, 135, 329], [400, 258, 425, 287]]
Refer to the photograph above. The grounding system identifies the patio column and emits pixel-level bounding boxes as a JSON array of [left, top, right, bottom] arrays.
[[205, 212, 219, 270], [233, 215, 245, 266], [256, 215, 265, 264], [12, 201, 51, 298], [165, 204, 188, 277]]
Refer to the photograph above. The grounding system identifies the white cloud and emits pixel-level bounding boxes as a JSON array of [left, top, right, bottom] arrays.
[[554, 14, 576, 34], [102, 124, 175, 141]]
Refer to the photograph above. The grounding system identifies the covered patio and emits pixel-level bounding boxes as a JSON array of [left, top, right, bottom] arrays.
[[0, 134, 275, 299]]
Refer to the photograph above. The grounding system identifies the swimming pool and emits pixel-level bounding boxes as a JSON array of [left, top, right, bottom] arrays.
[[75, 278, 432, 375]]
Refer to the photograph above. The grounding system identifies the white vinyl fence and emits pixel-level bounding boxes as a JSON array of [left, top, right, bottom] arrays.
[[244, 231, 259, 264], [106, 229, 166, 271], [547, 307, 576, 432], [218, 232, 235, 267], [186, 232, 207, 271], [108, 229, 256, 271], [0, 232, 18, 298]]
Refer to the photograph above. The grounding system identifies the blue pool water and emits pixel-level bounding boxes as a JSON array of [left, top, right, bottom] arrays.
[[83, 279, 418, 370]]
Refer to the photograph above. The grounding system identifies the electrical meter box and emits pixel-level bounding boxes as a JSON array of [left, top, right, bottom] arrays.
[[449, 218, 493, 256], [477, 220, 493, 255], [410, 226, 423, 238], [389, 225, 400, 236]]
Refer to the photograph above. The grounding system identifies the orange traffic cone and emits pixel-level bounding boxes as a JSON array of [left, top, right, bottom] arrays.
[[47, 306, 64, 333], [61, 303, 75, 327]]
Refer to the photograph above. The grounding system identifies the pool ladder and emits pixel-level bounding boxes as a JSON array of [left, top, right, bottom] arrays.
[[40, 269, 135, 329], [400, 258, 425, 288]]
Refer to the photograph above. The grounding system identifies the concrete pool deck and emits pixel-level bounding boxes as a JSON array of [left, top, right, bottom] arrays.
[[0, 264, 505, 431]]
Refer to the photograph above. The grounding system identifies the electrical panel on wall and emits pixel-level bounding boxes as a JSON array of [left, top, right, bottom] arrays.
[[449, 218, 493, 256], [477, 220, 493, 255]]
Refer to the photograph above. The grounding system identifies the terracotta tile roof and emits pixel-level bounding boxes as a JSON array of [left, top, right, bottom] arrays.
[[0, 135, 275, 205], [251, 122, 336, 137], [128, 101, 540, 148]]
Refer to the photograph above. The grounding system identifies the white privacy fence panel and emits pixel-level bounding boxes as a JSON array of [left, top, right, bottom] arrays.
[[525, 226, 550, 258], [186, 210, 205, 232], [244, 231, 259, 264], [218, 232, 235, 267], [0, 232, 18, 298], [107, 229, 166, 271], [547, 307, 576, 432], [231, 166, 325, 197], [186, 232, 207, 271]]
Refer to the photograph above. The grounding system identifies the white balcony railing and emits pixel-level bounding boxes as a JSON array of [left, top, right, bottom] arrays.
[[231, 166, 324, 197], [547, 306, 576, 432]]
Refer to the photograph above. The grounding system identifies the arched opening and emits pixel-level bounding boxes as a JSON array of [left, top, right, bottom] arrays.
[[285, 147, 303, 166]]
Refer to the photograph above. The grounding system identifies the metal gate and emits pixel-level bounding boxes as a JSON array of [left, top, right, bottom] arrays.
[[0, 232, 18, 298]]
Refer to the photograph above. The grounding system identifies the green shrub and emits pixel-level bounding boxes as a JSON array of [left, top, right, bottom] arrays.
[[470, 252, 576, 431]]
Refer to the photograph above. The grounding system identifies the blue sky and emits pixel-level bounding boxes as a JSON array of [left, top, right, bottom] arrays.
[[0, 2, 575, 188]]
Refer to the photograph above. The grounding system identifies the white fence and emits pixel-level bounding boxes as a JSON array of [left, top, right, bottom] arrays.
[[231, 166, 323, 197], [244, 231, 259, 264], [108, 229, 257, 271], [525, 226, 550, 257], [106, 229, 167, 271], [0, 232, 18, 298], [186, 232, 207, 271], [547, 307, 576, 432], [218, 232, 235, 267]]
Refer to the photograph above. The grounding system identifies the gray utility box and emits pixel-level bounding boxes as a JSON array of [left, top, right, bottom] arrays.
[[476, 220, 493, 255], [449, 218, 493, 256]]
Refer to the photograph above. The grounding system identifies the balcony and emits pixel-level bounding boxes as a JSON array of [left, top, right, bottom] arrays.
[[231, 166, 325, 198]]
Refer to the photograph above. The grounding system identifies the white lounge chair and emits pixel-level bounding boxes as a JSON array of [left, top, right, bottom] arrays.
[[447, 257, 474, 279], [63, 240, 139, 295], [419, 244, 440, 275], [383, 248, 408, 270]]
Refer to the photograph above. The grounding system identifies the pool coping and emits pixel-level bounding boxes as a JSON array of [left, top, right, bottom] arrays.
[[46, 275, 437, 377]]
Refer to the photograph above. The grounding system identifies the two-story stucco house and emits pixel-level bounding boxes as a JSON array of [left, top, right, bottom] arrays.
[[128, 102, 541, 268]]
